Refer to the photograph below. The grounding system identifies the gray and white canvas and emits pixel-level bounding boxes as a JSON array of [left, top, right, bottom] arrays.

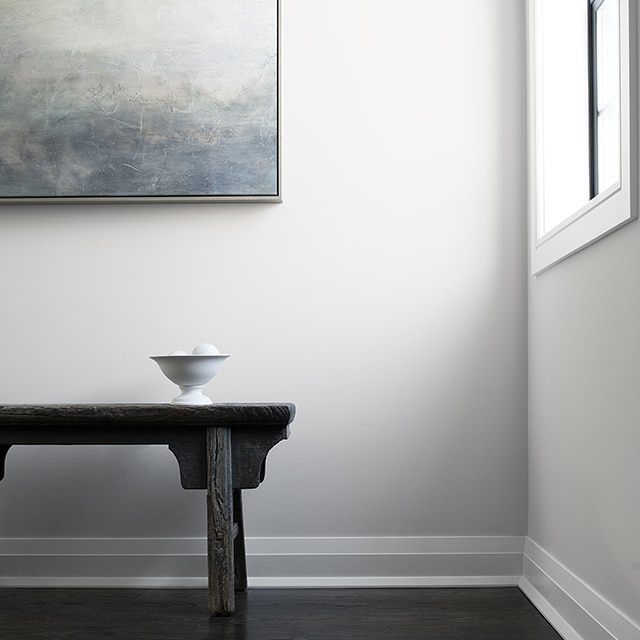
[[0, 0, 278, 199]]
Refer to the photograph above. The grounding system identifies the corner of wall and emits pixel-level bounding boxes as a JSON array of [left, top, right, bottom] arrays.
[[519, 538, 640, 640]]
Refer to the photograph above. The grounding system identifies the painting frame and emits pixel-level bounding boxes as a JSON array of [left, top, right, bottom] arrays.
[[0, 0, 281, 204]]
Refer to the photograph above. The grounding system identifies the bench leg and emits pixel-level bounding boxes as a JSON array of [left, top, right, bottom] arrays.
[[206, 427, 234, 616], [233, 489, 248, 591], [0, 445, 11, 481]]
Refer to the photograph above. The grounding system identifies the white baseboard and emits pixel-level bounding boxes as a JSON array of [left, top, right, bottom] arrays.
[[0, 536, 524, 588], [245, 536, 523, 587], [4, 535, 639, 640], [520, 538, 640, 640], [0, 537, 208, 588]]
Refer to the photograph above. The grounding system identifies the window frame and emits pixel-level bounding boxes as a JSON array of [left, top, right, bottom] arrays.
[[527, 0, 638, 275], [589, 0, 621, 198]]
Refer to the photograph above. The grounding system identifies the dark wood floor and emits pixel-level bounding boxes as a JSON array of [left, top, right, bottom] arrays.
[[0, 587, 562, 640]]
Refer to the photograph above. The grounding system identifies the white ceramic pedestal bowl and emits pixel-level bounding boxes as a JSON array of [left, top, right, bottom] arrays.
[[150, 354, 230, 406]]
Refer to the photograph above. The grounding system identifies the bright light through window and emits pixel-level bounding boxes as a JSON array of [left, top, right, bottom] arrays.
[[592, 0, 620, 195], [528, 0, 636, 274]]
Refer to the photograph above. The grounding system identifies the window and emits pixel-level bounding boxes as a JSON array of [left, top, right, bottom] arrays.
[[589, 0, 620, 198], [528, 0, 637, 274]]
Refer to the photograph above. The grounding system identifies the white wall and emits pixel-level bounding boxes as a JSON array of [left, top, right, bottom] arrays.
[[527, 218, 640, 637], [0, 0, 527, 586], [524, 7, 640, 639]]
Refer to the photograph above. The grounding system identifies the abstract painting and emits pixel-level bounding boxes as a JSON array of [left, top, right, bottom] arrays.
[[0, 0, 279, 202]]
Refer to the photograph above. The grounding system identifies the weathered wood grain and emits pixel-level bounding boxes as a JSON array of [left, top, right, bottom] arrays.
[[0, 403, 295, 430], [233, 489, 248, 591], [0, 444, 10, 481], [0, 403, 296, 616], [206, 426, 234, 616], [0, 404, 295, 490]]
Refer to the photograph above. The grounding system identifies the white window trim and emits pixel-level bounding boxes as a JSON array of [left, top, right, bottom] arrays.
[[527, 0, 638, 275]]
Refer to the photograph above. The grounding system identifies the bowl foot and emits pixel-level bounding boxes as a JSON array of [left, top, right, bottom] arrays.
[[171, 385, 213, 406]]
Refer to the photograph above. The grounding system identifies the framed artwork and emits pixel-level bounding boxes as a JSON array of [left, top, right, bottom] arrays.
[[0, 0, 280, 203]]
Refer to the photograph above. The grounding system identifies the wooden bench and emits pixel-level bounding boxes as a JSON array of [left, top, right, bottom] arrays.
[[0, 403, 296, 615]]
